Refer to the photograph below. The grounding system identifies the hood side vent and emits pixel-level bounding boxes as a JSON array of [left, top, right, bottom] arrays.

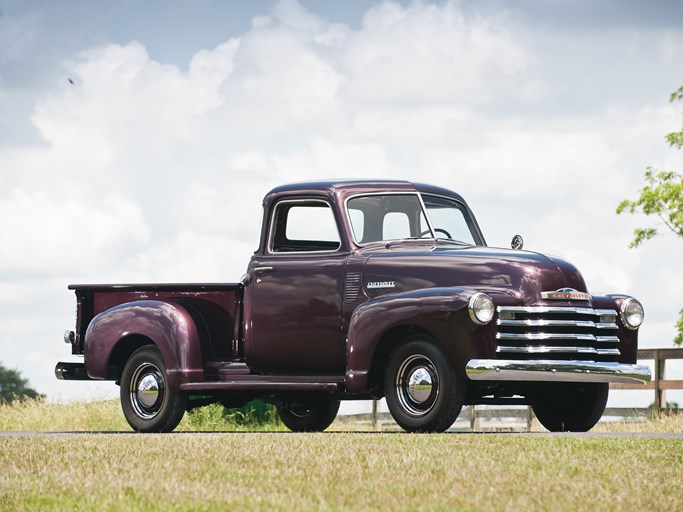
[[344, 273, 361, 303]]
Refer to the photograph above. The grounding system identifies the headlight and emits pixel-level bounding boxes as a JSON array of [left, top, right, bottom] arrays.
[[469, 293, 494, 325], [620, 298, 644, 330]]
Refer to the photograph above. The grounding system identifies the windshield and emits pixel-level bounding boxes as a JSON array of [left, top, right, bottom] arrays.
[[346, 193, 478, 246]]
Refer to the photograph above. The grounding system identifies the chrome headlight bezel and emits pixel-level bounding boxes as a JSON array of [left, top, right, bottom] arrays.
[[468, 293, 495, 325], [620, 298, 644, 330]]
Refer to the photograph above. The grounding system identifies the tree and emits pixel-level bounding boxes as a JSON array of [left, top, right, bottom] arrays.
[[617, 86, 683, 345], [0, 363, 42, 403]]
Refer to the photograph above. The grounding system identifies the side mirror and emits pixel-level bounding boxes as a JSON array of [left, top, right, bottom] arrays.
[[511, 234, 524, 250]]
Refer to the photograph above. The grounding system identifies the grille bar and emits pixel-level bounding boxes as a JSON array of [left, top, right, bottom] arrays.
[[497, 319, 618, 330], [497, 345, 621, 357], [497, 333, 619, 343], [498, 306, 616, 316]]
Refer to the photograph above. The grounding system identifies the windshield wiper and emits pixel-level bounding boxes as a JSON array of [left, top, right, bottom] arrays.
[[384, 237, 436, 248], [436, 238, 472, 246]]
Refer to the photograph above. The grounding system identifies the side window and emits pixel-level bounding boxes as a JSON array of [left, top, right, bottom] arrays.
[[271, 201, 341, 252]]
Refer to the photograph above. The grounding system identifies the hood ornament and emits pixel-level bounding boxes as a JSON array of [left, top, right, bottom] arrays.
[[511, 235, 524, 250], [541, 288, 591, 301]]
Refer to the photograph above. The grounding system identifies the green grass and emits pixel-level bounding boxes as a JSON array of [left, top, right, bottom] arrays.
[[0, 400, 683, 512], [0, 400, 682, 510], [0, 433, 681, 511], [0, 399, 285, 432]]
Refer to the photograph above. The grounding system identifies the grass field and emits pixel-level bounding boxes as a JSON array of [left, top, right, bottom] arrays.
[[0, 400, 682, 511]]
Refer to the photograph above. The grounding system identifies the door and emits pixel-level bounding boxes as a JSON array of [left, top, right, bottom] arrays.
[[244, 199, 346, 373]]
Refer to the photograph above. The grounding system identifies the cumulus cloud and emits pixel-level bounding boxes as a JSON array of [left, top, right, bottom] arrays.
[[1, 0, 681, 401]]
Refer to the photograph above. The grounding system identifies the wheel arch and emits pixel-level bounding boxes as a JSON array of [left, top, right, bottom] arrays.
[[366, 325, 434, 394], [84, 300, 205, 388], [345, 287, 478, 393], [105, 334, 155, 381]]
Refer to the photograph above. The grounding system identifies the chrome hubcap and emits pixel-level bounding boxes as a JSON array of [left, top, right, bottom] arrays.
[[396, 355, 439, 417], [407, 367, 433, 403], [129, 362, 164, 419], [137, 374, 161, 408]]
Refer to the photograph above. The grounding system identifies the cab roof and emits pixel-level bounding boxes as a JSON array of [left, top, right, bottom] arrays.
[[266, 179, 467, 204]]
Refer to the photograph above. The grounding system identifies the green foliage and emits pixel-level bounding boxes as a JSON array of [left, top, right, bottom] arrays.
[[617, 86, 683, 346], [184, 400, 282, 431], [667, 85, 683, 149], [0, 364, 42, 404], [616, 168, 683, 248], [647, 401, 679, 411]]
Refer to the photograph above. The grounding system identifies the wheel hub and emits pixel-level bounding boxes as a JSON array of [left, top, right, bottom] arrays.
[[396, 355, 439, 417], [129, 362, 165, 419], [137, 373, 161, 408], [407, 367, 433, 403]]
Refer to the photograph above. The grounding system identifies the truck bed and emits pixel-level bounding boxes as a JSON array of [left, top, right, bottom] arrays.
[[68, 283, 243, 357]]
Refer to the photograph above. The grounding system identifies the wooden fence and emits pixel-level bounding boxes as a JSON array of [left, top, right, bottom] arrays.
[[609, 347, 683, 410]]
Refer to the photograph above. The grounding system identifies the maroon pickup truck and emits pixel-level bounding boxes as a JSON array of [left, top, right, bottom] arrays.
[[56, 180, 651, 433]]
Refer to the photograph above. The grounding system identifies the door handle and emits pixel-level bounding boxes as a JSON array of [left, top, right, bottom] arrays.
[[253, 266, 274, 274]]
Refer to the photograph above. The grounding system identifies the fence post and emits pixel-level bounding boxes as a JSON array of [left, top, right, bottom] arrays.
[[372, 399, 378, 430], [654, 349, 666, 411], [526, 406, 533, 432]]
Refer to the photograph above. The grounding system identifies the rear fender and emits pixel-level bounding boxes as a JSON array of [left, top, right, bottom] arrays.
[[345, 287, 478, 393], [84, 300, 203, 388]]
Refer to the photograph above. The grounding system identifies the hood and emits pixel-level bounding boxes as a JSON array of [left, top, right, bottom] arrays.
[[361, 243, 587, 305]]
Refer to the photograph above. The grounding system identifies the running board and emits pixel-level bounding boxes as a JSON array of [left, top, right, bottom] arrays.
[[180, 375, 343, 392]]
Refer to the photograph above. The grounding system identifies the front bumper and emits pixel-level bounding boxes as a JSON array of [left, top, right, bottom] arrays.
[[466, 359, 651, 385]]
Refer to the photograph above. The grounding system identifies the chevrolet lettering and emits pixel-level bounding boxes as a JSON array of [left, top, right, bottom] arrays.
[[367, 281, 396, 289], [56, 180, 651, 433], [541, 288, 592, 301]]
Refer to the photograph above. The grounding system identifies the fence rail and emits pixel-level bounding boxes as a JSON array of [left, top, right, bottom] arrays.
[[338, 406, 674, 433], [609, 347, 683, 410]]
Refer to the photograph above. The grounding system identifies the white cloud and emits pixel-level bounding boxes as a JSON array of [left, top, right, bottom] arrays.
[[1, 0, 682, 403], [0, 189, 149, 275], [343, 1, 533, 104]]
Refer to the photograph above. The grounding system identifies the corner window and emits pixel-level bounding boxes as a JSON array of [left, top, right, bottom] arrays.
[[270, 200, 341, 253]]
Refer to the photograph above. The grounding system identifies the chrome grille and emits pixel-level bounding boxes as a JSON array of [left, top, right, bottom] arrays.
[[496, 306, 620, 361]]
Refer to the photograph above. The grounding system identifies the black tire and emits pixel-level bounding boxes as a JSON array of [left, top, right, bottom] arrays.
[[384, 336, 465, 433], [120, 346, 187, 433], [532, 383, 609, 432], [276, 398, 340, 432]]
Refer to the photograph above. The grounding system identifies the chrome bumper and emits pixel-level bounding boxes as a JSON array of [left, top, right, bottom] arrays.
[[465, 359, 651, 385], [55, 362, 93, 381]]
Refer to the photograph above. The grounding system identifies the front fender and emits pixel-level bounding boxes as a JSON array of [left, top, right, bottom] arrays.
[[345, 287, 487, 393], [84, 300, 203, 388]]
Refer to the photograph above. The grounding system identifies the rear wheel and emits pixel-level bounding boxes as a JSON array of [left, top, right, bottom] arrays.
[[532, 383, 609, 432], [276, 398, 340, 432], [384, 336, 465, 433], [120, 346, 187, 433]]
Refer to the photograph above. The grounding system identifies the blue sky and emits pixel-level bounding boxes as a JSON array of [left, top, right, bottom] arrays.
[[1, 0, 682, 406]]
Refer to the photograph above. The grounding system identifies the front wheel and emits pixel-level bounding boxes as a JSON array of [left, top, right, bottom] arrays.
[[120, 346, 187, 433], [276, 398, 340, 432], [384, 336, 465, 433], [532, 383, 609, 432]]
